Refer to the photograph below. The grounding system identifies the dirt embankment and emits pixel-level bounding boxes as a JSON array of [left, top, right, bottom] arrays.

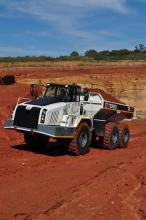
[[1, 64, 145, 117]]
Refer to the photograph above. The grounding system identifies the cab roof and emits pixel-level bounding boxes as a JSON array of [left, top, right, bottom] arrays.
[[46, 83, 81, 89]]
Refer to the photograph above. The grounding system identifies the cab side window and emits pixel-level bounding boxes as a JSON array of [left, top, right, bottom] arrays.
[[83, 88, 89, 101]]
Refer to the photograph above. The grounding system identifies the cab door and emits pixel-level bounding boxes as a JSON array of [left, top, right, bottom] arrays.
[[83, 93, 103, 117], [68, 86, 81, 115]]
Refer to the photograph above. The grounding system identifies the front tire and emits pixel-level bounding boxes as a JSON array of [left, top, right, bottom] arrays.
[[103, 123, 119, 150], [68, 122, 91, 155]]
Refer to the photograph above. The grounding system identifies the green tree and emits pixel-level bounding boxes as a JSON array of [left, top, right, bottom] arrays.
[[135, 44, 146, 53], [70, 51, 79, 56], [85, 49, 98, 58]]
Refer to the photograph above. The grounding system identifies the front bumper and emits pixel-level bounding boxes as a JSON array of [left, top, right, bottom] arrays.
[[4, 119, 74, 138]]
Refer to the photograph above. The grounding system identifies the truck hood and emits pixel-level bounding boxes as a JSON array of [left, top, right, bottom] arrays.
[[27, 97, 63, 106]]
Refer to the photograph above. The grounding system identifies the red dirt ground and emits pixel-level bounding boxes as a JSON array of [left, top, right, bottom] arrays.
[[0, 67, 146, 220]]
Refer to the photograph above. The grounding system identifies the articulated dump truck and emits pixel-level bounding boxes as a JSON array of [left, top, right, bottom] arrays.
[[5, 83, 134, 155]]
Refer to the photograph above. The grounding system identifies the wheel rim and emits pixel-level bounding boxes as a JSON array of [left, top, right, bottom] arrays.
[[111, 129, 118, 146], [123, 129, 129, 144], [79, 131, 88, 149]]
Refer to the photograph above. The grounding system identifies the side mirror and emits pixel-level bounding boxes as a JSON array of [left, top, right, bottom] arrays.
[[30, 83, 43, 98], [84, 93, 89, 101], [30, 84, 38, 98]]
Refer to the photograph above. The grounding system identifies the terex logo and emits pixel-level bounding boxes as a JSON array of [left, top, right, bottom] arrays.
[[109, 103, 117, 110], [104, 102, 117, 110]]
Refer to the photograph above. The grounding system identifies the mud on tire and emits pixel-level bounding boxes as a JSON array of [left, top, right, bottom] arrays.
[[68, 122, 91, 156], [103, 122, 119, 150], [118, 123, 129, 148]]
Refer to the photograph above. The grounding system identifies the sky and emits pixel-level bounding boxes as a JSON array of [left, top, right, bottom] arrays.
[[0, 0, 146, 56]]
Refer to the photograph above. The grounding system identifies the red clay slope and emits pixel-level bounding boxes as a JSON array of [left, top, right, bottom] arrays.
[[0, 65, 146, 78]]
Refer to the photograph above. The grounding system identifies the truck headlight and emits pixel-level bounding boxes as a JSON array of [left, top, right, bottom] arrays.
[[41, 109, 47, 123]]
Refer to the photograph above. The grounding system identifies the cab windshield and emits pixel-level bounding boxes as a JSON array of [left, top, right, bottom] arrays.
[[43, 84, 80, 102]]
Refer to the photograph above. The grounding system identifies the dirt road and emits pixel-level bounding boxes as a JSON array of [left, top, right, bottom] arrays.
[[0, 120, 146, 220]]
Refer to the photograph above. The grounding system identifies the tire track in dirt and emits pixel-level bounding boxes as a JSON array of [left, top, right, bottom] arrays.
[[9, 153, 146, 220]]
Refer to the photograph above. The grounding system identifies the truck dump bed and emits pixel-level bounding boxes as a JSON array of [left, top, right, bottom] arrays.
[[89, 88, 124, 104], [89, 88, 134, 122]]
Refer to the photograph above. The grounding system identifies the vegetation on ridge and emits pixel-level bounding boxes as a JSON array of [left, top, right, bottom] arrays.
[[0, 44, 146, 62]]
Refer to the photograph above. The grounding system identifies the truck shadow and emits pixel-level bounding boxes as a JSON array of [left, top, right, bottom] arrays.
[[11, 143, 68, 157], [11, 141, 105, 157]]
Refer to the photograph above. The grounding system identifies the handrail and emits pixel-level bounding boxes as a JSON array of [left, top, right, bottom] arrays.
[[17, 97, 31, 105]]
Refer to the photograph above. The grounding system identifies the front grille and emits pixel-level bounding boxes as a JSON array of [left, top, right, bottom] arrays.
[[14, 106, 40, 129]]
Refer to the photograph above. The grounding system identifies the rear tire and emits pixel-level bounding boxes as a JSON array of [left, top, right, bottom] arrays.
[[68, 122, 91, 155], [24, 133, 48, 148], [103, 123, 119, 150], [118, 123, 129, 148]]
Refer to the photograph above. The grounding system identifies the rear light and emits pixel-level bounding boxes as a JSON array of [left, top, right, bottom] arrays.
[[104, 102, 110, 108], [129, 107, 134, 112]]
